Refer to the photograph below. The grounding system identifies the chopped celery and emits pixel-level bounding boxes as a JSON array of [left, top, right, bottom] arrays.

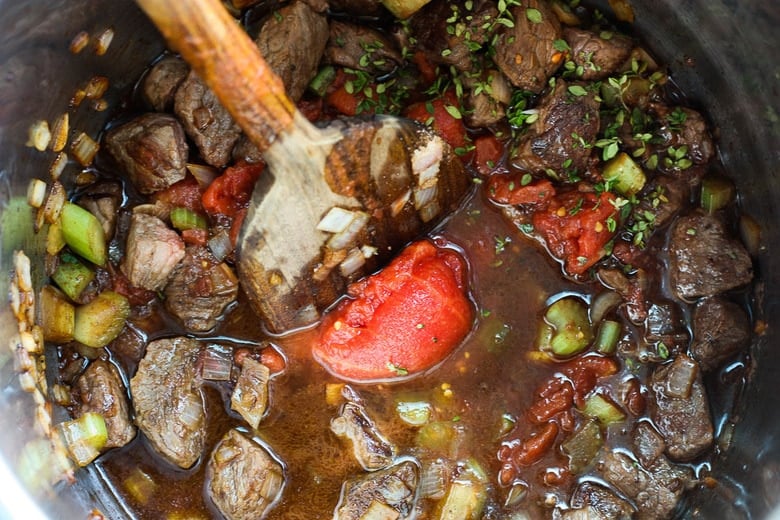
[[60, 202, 107, 266], [170, 207, 207, 231], [40, 285, 75, 343], [359, 500, 400, 520], [561, 420, 603, 474], [602, 152, 646, 196], [58, 412, 108, 466], [73, 291, 130, 348], [308, 65, 336, 97], [52, 253, 95, 301], [416, 421, 459, 455], [436, 479, 487, 520], [700, 175, 735, 213], [538, 297, 593, 358], [581, 393, 626, 425], [594, 320, 622, 354], [395, 399, 433, 426], [124, 468, 158, 506], [380, 0, 433, 19]]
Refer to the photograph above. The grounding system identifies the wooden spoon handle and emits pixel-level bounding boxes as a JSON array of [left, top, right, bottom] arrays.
[[135, 0, 296, 151]]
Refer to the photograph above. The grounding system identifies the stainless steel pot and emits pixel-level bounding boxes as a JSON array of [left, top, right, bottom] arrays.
[[0, 0, 778, 518]]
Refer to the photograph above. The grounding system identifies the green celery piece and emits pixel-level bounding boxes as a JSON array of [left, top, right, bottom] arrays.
[[603, 152, 646, 196], [60, 202, 107, 266], [52, 253, 95, 301], [73, 291, 130, 348], [170, 207, 207, 231]]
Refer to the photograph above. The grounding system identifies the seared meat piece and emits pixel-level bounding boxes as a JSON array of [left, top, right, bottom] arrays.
[[207, 429, 285, 520], [163, 246, 239, 332], [653, 104, 715, 171], [328, 0, 383, 16], [644, 300, 689, 358], [121, 212, 185, 292], [493, 0, 562, 93], [568, 481, 635, 519], [76, 181, 122, 240], [324, 21, 402, 75], [463, 68, 513, 128], [668, 212, 753, 300], [633, 421, 666, 469], [630, 175, 690, 235], [511, 79, 600, 178], [231, 134, 264, 164], [255, 1, 329, 102], [174, 71, 242, 168], [649, 353, 714, 461], [691, 296, 751, 372], [334, 460, 419, 520], [230, 357, 270, 429], [130, 337, 204, 469], [104, 113, 188, 195], [331, 400, 394, 471], [141, 55, 189, 112], [411, 0, 498, 72], [563, 27, 634, 80], [75, 360, 136, 449]]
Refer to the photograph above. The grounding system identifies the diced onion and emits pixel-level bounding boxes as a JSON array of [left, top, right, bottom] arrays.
[[179, 393, 204, 432], [664, 356, 698, 399], [414, 184, 438, 210], [124, 468, 157, 506], [200, 344, 233, 381], [187, 163, 219, 188], [361, 245, 378, 259], [418, 200, 441, 223], [27, 120, 51, 151], [339, 248, 366, 277], [49, 152, 69, 181], [589, 290, 622, 325], [94, 28, 114, 55], [27, 179, 47, 208], [84, 76, 109, 100], [208, 230, 233, 262], [70, 132, 100, 166], [390, 189, 411, 217], [328, 211, 369, 250], [318, 207, 358, 234], [419, 461, 448, 499], [58, 412, 108, 467], [43, 181, 66, 224], [50, 113, 69, 152], [69, 31, 90, 54]]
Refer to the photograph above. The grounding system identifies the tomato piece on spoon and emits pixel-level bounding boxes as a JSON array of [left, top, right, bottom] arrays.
[[313, 240, 473, 382]]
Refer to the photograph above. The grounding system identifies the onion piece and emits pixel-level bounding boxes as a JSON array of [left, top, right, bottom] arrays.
[[208, 229, 233, 262], [27, 179, 47, 208], [589, 290, 622, 325], [123, 468, 157, 506], [69, 31, 90, 54], [187, 163, 218, 188], [200, 344, 233, 381], [179, 392, 205, 432], [57, 412, 108, 467], [664, 355, 698, 399], [340, 247, 366, 277], [390, 189, 411, 217], [318, 207, 358, 234], [419, 460, 448, 499], [84, 76, 109, 100], [94, 28, 114, 55], [49, 113, 69, 152], [359, 500, 399, 520], [231, 357, 270, 429], [328, 211, 369, 250], [49, 152, 68, 181], [70, 132, 99, 166], [42, 181, 66, 224], [27, 120, 51, 152]]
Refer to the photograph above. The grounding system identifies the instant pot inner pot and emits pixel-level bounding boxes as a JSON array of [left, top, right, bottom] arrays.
[[0, 0, 778, 518]]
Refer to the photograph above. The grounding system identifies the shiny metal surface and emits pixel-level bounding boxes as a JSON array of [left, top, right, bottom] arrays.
[[0, 0, 778, 518]]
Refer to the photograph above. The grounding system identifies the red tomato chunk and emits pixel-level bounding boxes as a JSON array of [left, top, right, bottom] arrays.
[[313, 240, 473, 381]]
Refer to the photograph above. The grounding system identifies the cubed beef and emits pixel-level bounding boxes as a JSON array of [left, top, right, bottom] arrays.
[[633, 420, 666, 468], [464, 68, 513, 128], [649, 353, 714, 461], [207, 429, 285, 520], [104, 113, 188, 195], [568, 481, 635, 519], [493, 0, 562, 93], [334, 460, 419, 520], [511, 79, 600, 178], [121, 212, 185, 292], [324, 21, 402, 75], [328, 0, 383, 16], [630, 175, 690, 234], [141, 55, 189, 112], [130, 337, 205, 469], [254, 1, 329, 102], [163, 246, 239, 332], [75, 360, 136, 449], [411, 0, 498, 73], [174, 71, 242, 168], [563, 27, 634, 80], [668, 212, 753, 300], [691, 296, 751, 371], [653, 104, 715, 171]]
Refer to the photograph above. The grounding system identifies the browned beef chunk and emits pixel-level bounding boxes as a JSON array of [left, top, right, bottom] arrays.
[[334, 460, 419, 520], [324, 21, 402, 75], [141, 55, 189, 112], [563, 27, 634, 80], [76, 181, 122, 241], [121, 212, 185, 292], [130, 337, 204, 469], [568, 481, 635, 519], [328, 0, 384, 16], [691, 296, 751, 372], [633, 421, 666, 469], [331, 395, 394, 471], [411, 0, 498, 72], [644, 300, 689, 358], [668, 212, 753, 300], [493, 0, 562, 93], [255, 1, 329, 102], [630, 175, 690, 235], [207, 429, 285, 520], [163, 246, 239, 332], [649, 353, 713, 461], [105, 113, 188, 195], [75, 360, 136, 449], [652, 104, 715, 172], [463, 68, 513, 128], [511, 79, 600, 178], [598, 448, 693, 520], [231, 134, 265, 164], [230, 357, 270, 429], [174, 71, 242, 168]]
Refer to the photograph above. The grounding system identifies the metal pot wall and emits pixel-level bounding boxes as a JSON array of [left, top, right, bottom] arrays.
[[0, 0, 777, 518]]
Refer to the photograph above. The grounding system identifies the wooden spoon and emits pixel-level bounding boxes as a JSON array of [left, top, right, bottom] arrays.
[[135, 0, 469, 332]]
